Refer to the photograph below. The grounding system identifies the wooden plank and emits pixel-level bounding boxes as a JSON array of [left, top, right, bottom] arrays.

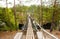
[[26, 16, 35, 39], [14, 32, 22, 39]]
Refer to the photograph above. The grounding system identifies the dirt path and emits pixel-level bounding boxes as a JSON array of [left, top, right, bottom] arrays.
[[0, 31, 17, 39]]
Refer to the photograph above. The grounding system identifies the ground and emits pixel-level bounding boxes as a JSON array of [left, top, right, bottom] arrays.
[[46, 30, 60, 39], [51, 31, 60, 39], [0, 30, 60, 39], [0, 31, 17, 39]]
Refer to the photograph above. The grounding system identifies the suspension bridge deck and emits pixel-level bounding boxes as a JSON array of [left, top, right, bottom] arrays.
[[14, 14, 58, 39], [26, 15, 35, 39]]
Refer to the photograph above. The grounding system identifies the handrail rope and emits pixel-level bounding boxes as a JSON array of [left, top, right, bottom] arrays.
[[35, 21, 58, 39]]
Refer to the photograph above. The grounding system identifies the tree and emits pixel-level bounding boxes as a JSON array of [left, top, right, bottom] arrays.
[[50, 0, 57, 32], [40, 0, 43, 26], [14, 0, 18, 30]]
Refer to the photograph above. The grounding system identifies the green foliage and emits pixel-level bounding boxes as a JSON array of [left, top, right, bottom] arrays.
[[0, 3, 60, 31], [28, 5, 60, 30], [0, 7, 16, 31]]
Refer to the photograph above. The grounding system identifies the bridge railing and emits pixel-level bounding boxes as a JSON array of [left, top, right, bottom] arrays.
[[41, 28, 58, 39], [36, 22, 58, 39]]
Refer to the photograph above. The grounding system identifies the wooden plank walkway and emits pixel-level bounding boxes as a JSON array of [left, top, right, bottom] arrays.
[[14, 32, 22, 39], [37, 31, 44, 39], [26, 15, 35, 39]]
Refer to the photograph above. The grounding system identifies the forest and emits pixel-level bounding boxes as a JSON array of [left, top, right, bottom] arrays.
[[0, 0, 60, 32]]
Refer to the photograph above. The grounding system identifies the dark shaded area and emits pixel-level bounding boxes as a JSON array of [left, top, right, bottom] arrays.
[[42, 23, 51, 29], [0, 26, 4, 28], [36, 25, 40, 30], [19, 24, 24, 30]]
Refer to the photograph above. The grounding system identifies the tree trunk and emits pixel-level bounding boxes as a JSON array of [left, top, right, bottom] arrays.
[[50, 0, 57, 32], [14, 0, 17, 30], [40, 0, 43, 26]]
